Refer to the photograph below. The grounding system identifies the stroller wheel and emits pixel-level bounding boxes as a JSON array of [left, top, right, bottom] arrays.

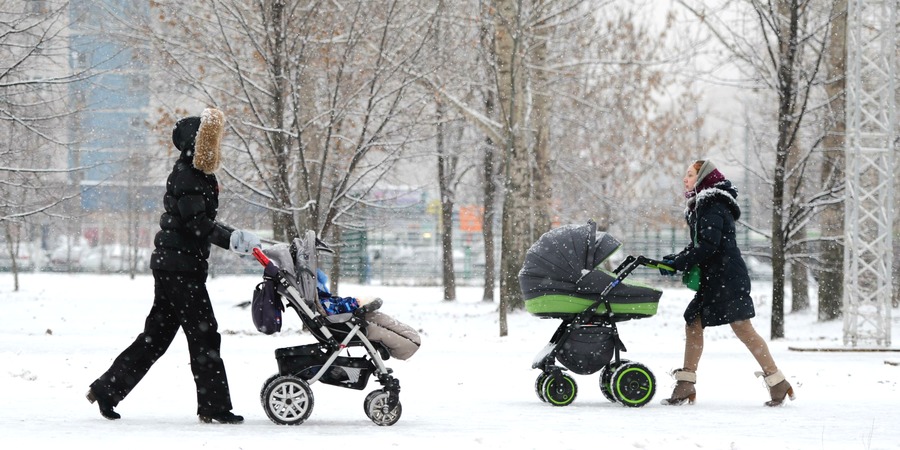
[[610, 362, 655, 407], [599, 360, 630, 403], [541, 372, 578, 406], [364, 389, 402, 426], [534, 373, 549, 402], [598, 365, 616, 403], [259, 374, 280, 408], [262, 375, 315, 425]]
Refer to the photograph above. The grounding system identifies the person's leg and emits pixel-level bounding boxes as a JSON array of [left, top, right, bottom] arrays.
[[730, 319, 794, 406], [683, 317, 704, 372], [663, 317, 703, 405], [88, 271, 181, 418], [730, 319, 776, 374], [165, 273, 236, 419]]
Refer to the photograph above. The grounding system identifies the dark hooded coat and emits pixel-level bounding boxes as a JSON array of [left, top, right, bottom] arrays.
[[149, 115, 233, 275], [90, 109, 238, 417], [668, 180, 755, 327]]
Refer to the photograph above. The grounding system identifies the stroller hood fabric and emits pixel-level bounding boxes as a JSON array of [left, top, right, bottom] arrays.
[[519, 222, 662, 318]]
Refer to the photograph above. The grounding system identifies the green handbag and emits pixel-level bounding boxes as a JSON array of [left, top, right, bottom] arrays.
[[682, 221, 702, 291], [682, 265, 701, 291]]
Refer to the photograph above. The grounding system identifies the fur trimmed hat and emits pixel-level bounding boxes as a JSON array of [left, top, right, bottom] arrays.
[[171, 108, 225, 174]]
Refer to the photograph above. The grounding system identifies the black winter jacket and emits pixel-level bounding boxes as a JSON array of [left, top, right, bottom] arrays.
[[668, 180, 755, 327], [149, 119, 232, 275]]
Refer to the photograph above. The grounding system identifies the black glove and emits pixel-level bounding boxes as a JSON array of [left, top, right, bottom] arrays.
[[658, 259, 676, 276]]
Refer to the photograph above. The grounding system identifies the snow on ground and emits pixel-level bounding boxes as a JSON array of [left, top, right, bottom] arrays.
[[1, 271, 899, 450]]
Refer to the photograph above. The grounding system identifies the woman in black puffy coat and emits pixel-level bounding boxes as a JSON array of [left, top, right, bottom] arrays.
[[659, 160, 794, 407], [86, 109, 260, 423]]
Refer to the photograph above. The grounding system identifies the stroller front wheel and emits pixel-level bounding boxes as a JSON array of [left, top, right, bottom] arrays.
[[262, 375, 315, 425], [534, 372, 550, 402], [364, 389, 402, 426], [542, 372, 578, 406]]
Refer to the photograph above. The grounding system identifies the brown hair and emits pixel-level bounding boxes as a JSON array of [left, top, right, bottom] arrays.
[[691, 160, 704, 172]]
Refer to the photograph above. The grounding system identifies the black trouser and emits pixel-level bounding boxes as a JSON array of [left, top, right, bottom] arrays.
[[90, 270, 232, 415]]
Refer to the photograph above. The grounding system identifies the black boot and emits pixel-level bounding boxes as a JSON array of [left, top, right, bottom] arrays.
[[86, 389, 120, 420], [199, 411, 244, 424]]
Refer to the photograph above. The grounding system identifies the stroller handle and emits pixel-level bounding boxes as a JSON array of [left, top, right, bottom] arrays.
[[252, 247, 271, 267]]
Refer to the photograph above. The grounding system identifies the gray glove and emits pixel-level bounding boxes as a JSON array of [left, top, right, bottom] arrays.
[[230, 230, 261, 255]]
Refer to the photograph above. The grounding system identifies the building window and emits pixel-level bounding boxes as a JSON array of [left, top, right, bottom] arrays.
[[75, 50, 90, 69], [29, 0, 48, 14]]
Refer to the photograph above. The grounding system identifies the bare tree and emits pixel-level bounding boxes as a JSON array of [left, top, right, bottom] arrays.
[[1, 1, 88, 289], [679, 0, 841, 339], [549, 7, 709, 231], [134, 0, 438, 250], [817, 0, 846, 320], [416, 1, 709, 335]]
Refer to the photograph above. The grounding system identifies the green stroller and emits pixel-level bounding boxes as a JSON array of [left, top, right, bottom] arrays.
[[519, 220, 669, 407]]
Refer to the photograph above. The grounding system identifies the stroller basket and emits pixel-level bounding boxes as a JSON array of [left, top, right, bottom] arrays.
[[276, 344, 375, 391], [555, 325, 615, 375]]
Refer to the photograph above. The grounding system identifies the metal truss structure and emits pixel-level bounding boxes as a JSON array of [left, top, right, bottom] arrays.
[[843, 0, 896, 346]]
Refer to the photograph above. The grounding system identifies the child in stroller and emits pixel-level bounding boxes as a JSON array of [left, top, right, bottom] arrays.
[[519, 220, 670, 407], [251, 231, 420, 426]]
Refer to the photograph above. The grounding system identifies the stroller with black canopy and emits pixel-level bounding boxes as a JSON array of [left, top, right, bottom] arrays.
[[519, 220, 669, 407], [250, 231, 420, 426]]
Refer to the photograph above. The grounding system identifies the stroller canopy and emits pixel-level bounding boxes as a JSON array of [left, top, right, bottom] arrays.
[[519, 221, 661, 319]]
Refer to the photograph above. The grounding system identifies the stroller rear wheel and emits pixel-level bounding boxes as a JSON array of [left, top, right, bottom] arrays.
[[609, 362, 655, 407], [541, 372, 578, 406], [599, 359, 630, 403], [598, 365, 615, 403], [262, 375, 315, 425], [259, 374, 281, 408], [363, 389, 402, 426]]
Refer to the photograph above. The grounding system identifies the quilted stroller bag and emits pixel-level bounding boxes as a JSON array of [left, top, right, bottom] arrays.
[[364, 311, 421, 360]]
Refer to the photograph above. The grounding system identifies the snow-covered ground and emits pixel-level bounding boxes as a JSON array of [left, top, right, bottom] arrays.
[[2, 271, 898, 449]]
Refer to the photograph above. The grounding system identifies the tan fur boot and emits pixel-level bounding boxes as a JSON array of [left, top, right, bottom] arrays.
[[756, 370, 795, 406], [661, 369, 696, 405]]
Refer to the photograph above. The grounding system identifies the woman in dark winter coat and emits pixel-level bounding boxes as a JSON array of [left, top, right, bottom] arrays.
[[86, 108, 260, 423], [658, 160, 794, 407]]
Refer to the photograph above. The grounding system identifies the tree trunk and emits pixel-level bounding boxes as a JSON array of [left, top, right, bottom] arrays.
[[330, 225, 341, 294], [270, 0, 294, 242], [770, 0, 801, 340], [530, 0, 553, 238], [482, 135, 497, 303], [4, 222, 20, 292], [494, 0, 530, 335], [818, 0, 846, 321], [434, 2, 456, 302], [790, 240, 809, 311], [436, 101, 457, 302], [479, 5, 497, 303]]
